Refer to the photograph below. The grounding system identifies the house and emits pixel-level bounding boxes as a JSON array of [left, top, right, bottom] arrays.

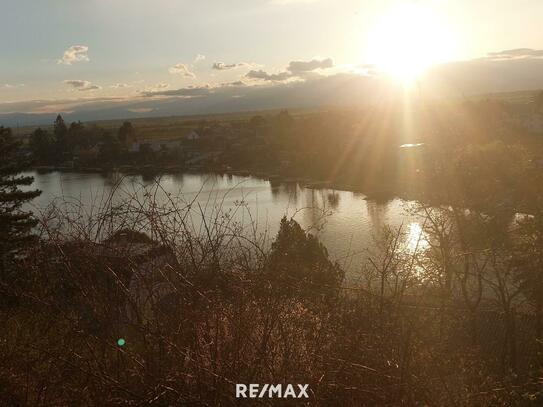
[[186, 130, 200, 141]]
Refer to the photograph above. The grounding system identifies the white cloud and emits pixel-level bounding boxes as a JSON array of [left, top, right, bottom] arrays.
[[139, 83, 171, 94], [3, 83, 25, 88], [58, 45, 90, 65], [110, 83, 132, 89], [168, 63, 196, 78], [212, 61, 262, 71], [194, 54, 206, 63], [64, 80, 101, 92]]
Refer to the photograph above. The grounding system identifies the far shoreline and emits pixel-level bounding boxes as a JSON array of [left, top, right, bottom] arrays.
[[31, 165, 402, 202]]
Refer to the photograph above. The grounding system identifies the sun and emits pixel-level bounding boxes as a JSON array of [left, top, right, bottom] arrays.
[[366, 3, 456, 85]]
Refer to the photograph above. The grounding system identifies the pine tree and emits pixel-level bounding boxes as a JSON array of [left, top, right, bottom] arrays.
[[0, 127, 41, 277], [54, 114, 68, 156], [29, 127, 55, 162], [266, 217, 344, 299], [118, 121, 135, 146]]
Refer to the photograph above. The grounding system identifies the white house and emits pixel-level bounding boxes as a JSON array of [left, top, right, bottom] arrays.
[[186, 130, 200, 141]]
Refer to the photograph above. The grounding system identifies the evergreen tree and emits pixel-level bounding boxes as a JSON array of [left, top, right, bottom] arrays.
[[54, 114, 68, 156], [266, 217, 344, 299], [29, 127, 55, 162], [0, 127, 41, 277], [68, 121, 86, 149], [99, 134, 121, 162], [118, 121, 135, 146]]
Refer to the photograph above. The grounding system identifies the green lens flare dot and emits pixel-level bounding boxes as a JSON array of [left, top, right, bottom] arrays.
[[117, 338, 126, 347]]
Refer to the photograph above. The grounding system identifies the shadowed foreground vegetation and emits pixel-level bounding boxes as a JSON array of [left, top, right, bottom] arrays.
[[1, 181, 543, 406]]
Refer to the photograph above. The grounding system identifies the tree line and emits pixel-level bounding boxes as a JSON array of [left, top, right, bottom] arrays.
[[29, 115, 136, 164]]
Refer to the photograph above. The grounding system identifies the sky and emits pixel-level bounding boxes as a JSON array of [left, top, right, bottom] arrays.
[[1, 0, 543, 124]]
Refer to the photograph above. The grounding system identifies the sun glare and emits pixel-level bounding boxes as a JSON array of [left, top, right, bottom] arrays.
[[367, 3, 456, 85]]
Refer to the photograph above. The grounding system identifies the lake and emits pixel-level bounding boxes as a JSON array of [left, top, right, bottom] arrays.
[[25, 171, 422, 277]]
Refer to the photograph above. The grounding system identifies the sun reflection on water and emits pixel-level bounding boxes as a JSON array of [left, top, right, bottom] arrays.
[[405, 222, 428, 253]]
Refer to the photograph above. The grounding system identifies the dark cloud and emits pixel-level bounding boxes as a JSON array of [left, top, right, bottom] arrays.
[[245, 69, 292, 81], [287, 58, 333, 74], [142, 85, 212, 97], [245, 57, 333, 82], [220, 80, 247, 87], [63, 80, 101, 91], [143, 81, 246, 97], [212, 62, 246, 70], [1, 74, 386, 124]]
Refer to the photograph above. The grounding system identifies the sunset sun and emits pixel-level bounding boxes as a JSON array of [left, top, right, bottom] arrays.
[[367, 3, 456, 84]]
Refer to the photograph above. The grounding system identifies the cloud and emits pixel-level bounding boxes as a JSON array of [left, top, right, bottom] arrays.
[[141, 80, 246, 98], [194, 54, 206, 63], [220, 80, 247, 87], [138, 83, 170, 94], [3, 83, 25, 89], [245, 69, 292, 82], [58, 45, 90, 65], [142, 85, 212, 97], [110, 83, 132, 89], [1, 73, 387, 123], [486, 48, 543, 60], [63, 80, 101, 92], [9, 53, 543, 126], [212, 62, 247, 70], [168, 63, 196, 78], [288, 58, 333, 74], [245, 57, 333, 82]]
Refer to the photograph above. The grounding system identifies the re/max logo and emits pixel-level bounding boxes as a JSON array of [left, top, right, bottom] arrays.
[[235, 384, 310, 399]]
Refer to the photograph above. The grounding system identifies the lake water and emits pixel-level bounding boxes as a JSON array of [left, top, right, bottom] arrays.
[[25, 171, 422, 277]]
